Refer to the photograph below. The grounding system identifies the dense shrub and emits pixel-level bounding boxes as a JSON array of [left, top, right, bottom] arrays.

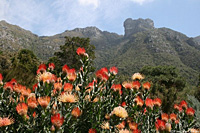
[[0, 47, 198, 132]]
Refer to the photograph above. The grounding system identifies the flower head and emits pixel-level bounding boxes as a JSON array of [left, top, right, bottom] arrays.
[[170, 113, 177, 121], [96, 68, 109, 81], [145, 98, 154, 109], [48, 63, 55, 71], [116, 121, 125, 130], [129, 122, 138, 131], [0, 117, 14, 127], [161, 113, 169, 122], [38, 72, 57, 84], [109, 66, 118, 75], [71, 107, 82, 118], [111, 106, 128, 118], [3, 82, 14, 91], [58, 92, 78, 103], [16, 103, 28, 116], [64, 83, 73, 92], [38, 96, 51, 108], [179, 100, 187, 110], [88, 128, 97, 133], [27, 94, 38, 109], [132, 73, 144, 80], [155, 119, 166, 131], [67, 68, 77, 82], [142, 82, 151, 90], [37, 64, 47, 74], [132, 81, 141, 90], [153, 98, 162, 107], [134, 96, 144, 107], [122, 81, 133, 89], [76, 47, 86, 56], [51, 113, 64, 128], [62, 64, 70, 74], [101, 121, 110, 129], [186, 107, 195, 116], [0, 73, 3, 85]]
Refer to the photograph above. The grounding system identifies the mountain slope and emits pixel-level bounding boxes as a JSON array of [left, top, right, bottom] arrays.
[[0, 19, 200, 84]]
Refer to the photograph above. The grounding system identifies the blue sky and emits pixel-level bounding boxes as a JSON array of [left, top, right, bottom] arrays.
[[0, 0, 199, 37]]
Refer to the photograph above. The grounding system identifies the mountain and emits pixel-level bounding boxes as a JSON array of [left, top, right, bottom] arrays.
[[0, 19, 200, 84], [194, 36, 200, 42]]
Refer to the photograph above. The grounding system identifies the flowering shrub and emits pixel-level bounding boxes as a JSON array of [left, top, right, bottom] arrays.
[[0, 48, 198, 132]]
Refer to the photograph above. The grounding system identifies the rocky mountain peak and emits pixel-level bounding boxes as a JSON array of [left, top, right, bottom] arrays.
[[124, 18, 154, 37]]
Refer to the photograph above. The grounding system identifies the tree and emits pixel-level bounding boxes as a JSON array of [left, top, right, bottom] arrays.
[[4, 49, 40, 87], [140, 66, 186, 113], [48, 36, 95, 74]]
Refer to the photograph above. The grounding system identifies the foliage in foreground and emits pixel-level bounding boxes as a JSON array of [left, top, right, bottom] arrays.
[[0, 47, 199, 133]]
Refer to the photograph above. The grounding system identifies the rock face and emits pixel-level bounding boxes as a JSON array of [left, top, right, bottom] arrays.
[[124, 18, 154, 37]]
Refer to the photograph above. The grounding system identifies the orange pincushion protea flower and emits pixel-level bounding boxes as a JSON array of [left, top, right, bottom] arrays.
[[21, 87, 31, 97], [174, 104, 183, 112], [27, 93, 38, 109], [38, 96, 51, 108], [122, 81, 133, 89], [62, 64, 70, 74], [129, 122, 138, 131], [76, 47, 86, 56], [71, 107, 82, 118], [145, 98, 154, 109], [153, 98, 162, 107], [116, 121, 125, 130], [132, 73, 144, 80], [132, 81, 140, 90], [142, 82, 151, 90], [186, 107, 195, 116], [134, 96, 144, 107], [155, 119, 166, 131], [51, 113, 64, 128], [37, 64, 47, 74], [109, 66, 118, 75], [0, 73, 3, 85], [0, 117, 14, 127], [170, 113, 177, 121], [161, 113, 169, 122], [119, 129, 130, 133], [54, 82, 62, 91], [3, 82, 14, 91], [111, 106, 128, 118], [38, 72, 57, 84], [48, 63, 55, 71], [101, 121, 110, 129], [88, 128, 97, 133], [179, 100, 187, 110], [63, 83, 73, 92], [10, 79, 17, 86], [58, 92, 78, 103], [67, 68, 77, 82], [16, 103, 28, 116], [111, 84, 122, 94], [96, 67, 109, 81]]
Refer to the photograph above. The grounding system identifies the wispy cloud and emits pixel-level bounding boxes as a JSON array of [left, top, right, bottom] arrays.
[[0, 0, 156, 36], [78, 0, 99, 9], [129, 0, 155, 5]]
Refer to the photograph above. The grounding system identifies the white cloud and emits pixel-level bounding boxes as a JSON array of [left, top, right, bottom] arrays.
[[129, 0, 154, 5], [78, 0, 99, 9]]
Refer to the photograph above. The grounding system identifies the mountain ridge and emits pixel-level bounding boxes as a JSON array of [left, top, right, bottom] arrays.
[[0, 18, 200, 84]]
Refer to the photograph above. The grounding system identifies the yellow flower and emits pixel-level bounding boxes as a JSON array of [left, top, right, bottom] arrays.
[[58, 92, 78, 103], [132, 73, 144, 80], [101, 121, 110, 129], [111, 106, 128, 118]]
